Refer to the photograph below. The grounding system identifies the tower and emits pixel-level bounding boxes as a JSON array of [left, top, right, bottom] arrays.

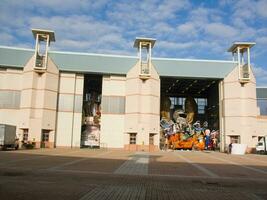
[[32, 29, 55, 72], [133, 37, 156, 80], [228, 42, 255, 83]]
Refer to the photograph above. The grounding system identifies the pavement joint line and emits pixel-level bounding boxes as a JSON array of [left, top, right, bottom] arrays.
[[0, 155, 49, 166], [45, 157, 89, 171], [238, 155, 267, 164], [205, 153, 267, 175], [173, 152, 220, 178], [14, 166, 267, 183], [44, 150, 114, 171], [90, 150, 114, 158], [51, 149, 86, 156]]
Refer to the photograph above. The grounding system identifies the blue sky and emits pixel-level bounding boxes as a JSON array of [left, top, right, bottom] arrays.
[[0, 0, 267, 85]]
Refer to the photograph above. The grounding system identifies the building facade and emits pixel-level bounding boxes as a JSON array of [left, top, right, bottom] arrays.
[[0, 29, 266, 152]]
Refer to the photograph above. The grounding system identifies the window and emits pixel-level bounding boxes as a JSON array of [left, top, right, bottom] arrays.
[[149, 134, 154, 145], [34, 33, 50, 69], [168, 97, 207, 114], [129, 133, 137, 144], [169, 97, 185, 110], [23, 129, 28, 141], [257, 99, 267, 115], [230, 135, 240, 144], [0, 91, 21, 109], [41, 131, 49, 142], [195, 98, 207, 114], [140, 43, 150, 75], [102, 96, 125, 114]]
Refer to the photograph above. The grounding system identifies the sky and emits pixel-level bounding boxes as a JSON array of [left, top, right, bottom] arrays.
[[0, 0, 267, 85]]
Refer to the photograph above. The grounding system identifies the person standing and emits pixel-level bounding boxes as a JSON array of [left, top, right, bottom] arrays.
[[228, 142, 233, 154]]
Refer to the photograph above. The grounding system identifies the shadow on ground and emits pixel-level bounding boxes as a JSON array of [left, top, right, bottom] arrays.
[[0, 149, 266, 200]]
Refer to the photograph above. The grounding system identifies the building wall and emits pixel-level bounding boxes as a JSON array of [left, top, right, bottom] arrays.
[[55, 73, 84, 148], [0, 56, 59, 148], [19, 56, 59, 147], [125, 62, 160, 151], [222, 66, 259, 152], [0, 68, 23, 138], [257, 116, 267, 136], [101, 75, 126, 148]]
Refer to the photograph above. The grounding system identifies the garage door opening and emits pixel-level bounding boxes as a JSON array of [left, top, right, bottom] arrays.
[[81, 74, 102, 148], [160, 77, 220, 151]]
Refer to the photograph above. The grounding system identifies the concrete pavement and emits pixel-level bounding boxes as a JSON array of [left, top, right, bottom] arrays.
[[0, 148, 266, 199]]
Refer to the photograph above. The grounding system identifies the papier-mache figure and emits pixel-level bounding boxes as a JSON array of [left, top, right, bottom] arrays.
[[204, 128, 211, 150], [160, 97, 171, 121], [173, 109, 187, 132], [185, 96, 198, 127]]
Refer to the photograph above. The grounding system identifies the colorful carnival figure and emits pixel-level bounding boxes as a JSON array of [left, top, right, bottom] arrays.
[[204, 128, 211, 150], [173, 109, 187, 132], [161, 97, 171, 121], [185, 96, 198, 127]]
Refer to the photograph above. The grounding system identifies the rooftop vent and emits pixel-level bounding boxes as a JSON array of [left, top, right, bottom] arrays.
[[32, 29, 55, 72], [134, 37, 156, 80], [228, 42, 255, 84]]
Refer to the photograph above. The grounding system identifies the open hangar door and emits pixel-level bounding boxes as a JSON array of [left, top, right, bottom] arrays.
[[81, 74, 102, 148], [160, 77, 221, 151]]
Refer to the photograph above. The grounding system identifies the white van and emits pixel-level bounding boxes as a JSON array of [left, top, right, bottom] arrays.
[[256, 136, 267, 154]]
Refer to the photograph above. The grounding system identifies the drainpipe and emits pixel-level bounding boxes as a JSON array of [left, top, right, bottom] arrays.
[[54, 72, 61, 148], [219, 80, 225, 152], [71, 74, 77, 148]]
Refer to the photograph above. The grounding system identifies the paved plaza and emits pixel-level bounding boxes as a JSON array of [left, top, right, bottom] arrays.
[[0, 148, 267, 200]]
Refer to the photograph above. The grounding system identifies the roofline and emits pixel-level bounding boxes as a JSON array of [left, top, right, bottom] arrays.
[[49, 50, 138, 59], [134, 37, 157, 48], [256, 86, 267, 88], [59, 68, 127, 75], [32, 28, 56, 42], [0, 45, 34, 52], [0, 45, 238, 64], [159, 75, 223, 79], [152, 57, 237, 64], [0, 64, 24, 68], [227, 42, 256, 52]]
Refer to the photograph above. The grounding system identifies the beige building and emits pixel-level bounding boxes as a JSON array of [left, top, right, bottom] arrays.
[[0, 29, 266, 152]]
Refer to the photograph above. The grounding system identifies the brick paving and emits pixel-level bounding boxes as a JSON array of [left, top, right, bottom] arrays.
[[114, 152, 149, 175], [0, 149, 267, 200]]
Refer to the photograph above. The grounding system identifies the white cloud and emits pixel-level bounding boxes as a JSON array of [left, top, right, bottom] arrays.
[[253, 66, 267, 86], [177, 23, 196, 36], [256, 36, 267, 45], [158, 41, 195, 50], [205, 23, 238, 38], [107, 0, 190, 29], [189, 7, 210, 24], [26, 15, 130, 52], [0, 0, 266, 76], [256, 0, 267, 18], [0, 33, 15, 45], [231, 0, 267, 21]]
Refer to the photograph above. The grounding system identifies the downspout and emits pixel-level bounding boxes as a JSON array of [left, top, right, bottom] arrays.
[[71, 74, 77, 148], [53, 70, 60, 148], [219, 80, 226, 152], [264, 137, 267, 154]]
